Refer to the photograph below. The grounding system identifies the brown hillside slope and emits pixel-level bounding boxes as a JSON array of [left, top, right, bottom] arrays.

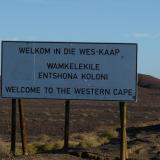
[[138, 74, 160, 89]]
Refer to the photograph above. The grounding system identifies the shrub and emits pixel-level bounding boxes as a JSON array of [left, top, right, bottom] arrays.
[[98, 128, 118, 140], [52, 140, 64, 149]]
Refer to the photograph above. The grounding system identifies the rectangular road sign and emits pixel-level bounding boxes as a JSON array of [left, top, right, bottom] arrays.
[[1, 41, 137, 101]]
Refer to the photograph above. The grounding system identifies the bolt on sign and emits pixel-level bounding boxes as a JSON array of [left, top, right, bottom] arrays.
[[1, 41, 138, 101]]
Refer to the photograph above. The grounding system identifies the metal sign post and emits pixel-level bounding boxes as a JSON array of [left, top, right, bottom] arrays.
[[64, 100, 70, 151], [11, 99, 17, 155], [119, 102, 128, 160], [18, 99, 28, 155], [10, 99, 28, 156]]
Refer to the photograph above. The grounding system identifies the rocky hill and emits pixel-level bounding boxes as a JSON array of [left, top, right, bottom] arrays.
[[138, 74, 160, 89]]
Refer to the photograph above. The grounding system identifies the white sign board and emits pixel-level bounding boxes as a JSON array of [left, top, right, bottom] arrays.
[[1, 41, 137, 101]]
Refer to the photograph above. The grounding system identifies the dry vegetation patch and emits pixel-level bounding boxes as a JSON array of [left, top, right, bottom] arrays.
[[26, 128, 118, 155]]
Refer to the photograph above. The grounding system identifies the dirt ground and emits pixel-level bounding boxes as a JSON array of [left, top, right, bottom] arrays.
[[0, 74, 160, 159]]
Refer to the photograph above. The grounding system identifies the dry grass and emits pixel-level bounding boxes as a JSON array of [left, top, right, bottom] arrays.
[[27, 136, 64, 154], [98, 128, 118, 140], [70, 128, 118, 148], [27, 128, 118, 153], [0, 128, 118, 159]]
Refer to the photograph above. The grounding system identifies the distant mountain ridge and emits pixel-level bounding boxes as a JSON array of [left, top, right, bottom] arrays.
[[138, 74, 160, 89]]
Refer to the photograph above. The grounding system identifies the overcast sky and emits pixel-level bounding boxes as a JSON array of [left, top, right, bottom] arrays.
[[0, 0, 160, 78]]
